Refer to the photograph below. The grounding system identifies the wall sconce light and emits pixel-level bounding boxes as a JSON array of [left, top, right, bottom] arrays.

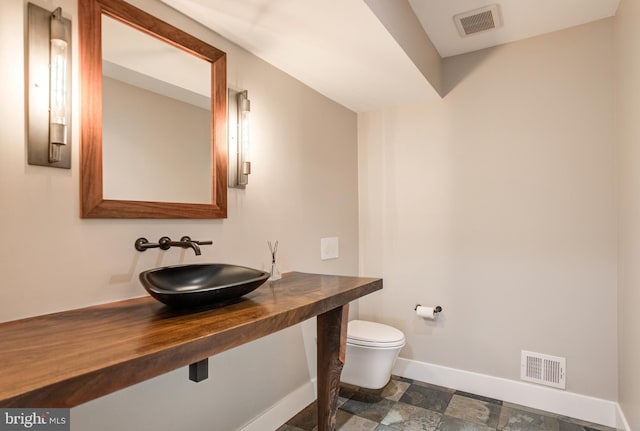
[[26, 3, 72, 169], [228, 89, 251, 188]]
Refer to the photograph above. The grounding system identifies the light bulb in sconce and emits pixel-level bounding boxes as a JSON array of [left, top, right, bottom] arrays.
[[238, 91, 251, 182], [228, 88, 251, 188], [49, 8, 69, 162]]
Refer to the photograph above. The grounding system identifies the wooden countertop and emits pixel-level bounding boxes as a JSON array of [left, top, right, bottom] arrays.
[[0, 272, 382, 408]]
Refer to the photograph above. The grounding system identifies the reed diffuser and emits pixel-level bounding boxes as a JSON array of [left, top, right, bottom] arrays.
[[268, 240, 281, 281]]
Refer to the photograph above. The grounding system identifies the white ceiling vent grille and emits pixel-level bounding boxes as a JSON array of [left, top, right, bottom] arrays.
[[521, 350, 566, 389], [454, 4, 502, 37]]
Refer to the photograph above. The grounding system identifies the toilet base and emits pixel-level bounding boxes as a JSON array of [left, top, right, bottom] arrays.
[[341, 343, 402, 389]]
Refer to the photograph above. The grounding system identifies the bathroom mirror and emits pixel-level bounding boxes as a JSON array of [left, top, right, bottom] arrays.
[[79, 0, 227, 218]]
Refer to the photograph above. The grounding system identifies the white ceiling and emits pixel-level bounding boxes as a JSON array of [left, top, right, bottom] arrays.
[[409, 0, 620, 58], [161, 0, 620, 112], [161, 0, 440, 112]]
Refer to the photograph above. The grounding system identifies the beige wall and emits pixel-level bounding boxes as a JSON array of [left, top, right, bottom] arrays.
[[0, 0, 358, 429], [358, 19, 618, 400], [615, 0, 640, 428]]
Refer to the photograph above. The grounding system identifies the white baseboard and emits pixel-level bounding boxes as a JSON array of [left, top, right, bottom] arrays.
[[393, 357, 620, 429], [238, 379, 316, 431], [616, 403, 631, 431]]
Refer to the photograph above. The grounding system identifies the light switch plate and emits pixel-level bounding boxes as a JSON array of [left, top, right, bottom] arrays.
[[320, 237, 339, 260]]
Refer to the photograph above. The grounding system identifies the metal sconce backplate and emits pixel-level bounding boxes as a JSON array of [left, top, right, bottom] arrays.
[[27, 3, 72, 169]]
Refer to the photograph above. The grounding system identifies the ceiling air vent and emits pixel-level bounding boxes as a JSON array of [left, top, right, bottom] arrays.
[[454, 4, 502, 37]]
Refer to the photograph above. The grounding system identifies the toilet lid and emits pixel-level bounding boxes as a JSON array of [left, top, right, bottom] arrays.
[[347, 320, 405, 347]]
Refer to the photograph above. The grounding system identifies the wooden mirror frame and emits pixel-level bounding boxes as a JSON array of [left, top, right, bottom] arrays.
[[79, 0, 227, 218]]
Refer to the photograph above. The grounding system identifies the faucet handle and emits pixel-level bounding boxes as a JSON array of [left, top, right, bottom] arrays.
[[135, 237, 161, 252]]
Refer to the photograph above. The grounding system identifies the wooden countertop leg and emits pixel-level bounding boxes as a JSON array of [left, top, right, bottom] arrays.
[[316, 304, 349, 431]]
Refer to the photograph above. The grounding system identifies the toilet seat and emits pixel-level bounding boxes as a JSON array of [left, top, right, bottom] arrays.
[[346, 320, 405, 349]]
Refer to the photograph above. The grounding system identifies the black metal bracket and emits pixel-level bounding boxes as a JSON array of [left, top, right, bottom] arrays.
[[189, 358, 208, 382]]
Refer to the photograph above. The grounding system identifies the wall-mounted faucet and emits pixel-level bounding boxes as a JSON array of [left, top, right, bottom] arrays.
[[135, 236, 213, 256]]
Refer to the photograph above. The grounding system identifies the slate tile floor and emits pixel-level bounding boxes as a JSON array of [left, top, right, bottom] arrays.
[[277, 376, 617, 431]]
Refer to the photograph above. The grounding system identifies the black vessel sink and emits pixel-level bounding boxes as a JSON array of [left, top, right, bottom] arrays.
[[139, 264, 270, 308]]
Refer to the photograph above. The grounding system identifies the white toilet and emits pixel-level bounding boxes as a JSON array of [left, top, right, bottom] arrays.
[[341, 320, 406, 389]]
